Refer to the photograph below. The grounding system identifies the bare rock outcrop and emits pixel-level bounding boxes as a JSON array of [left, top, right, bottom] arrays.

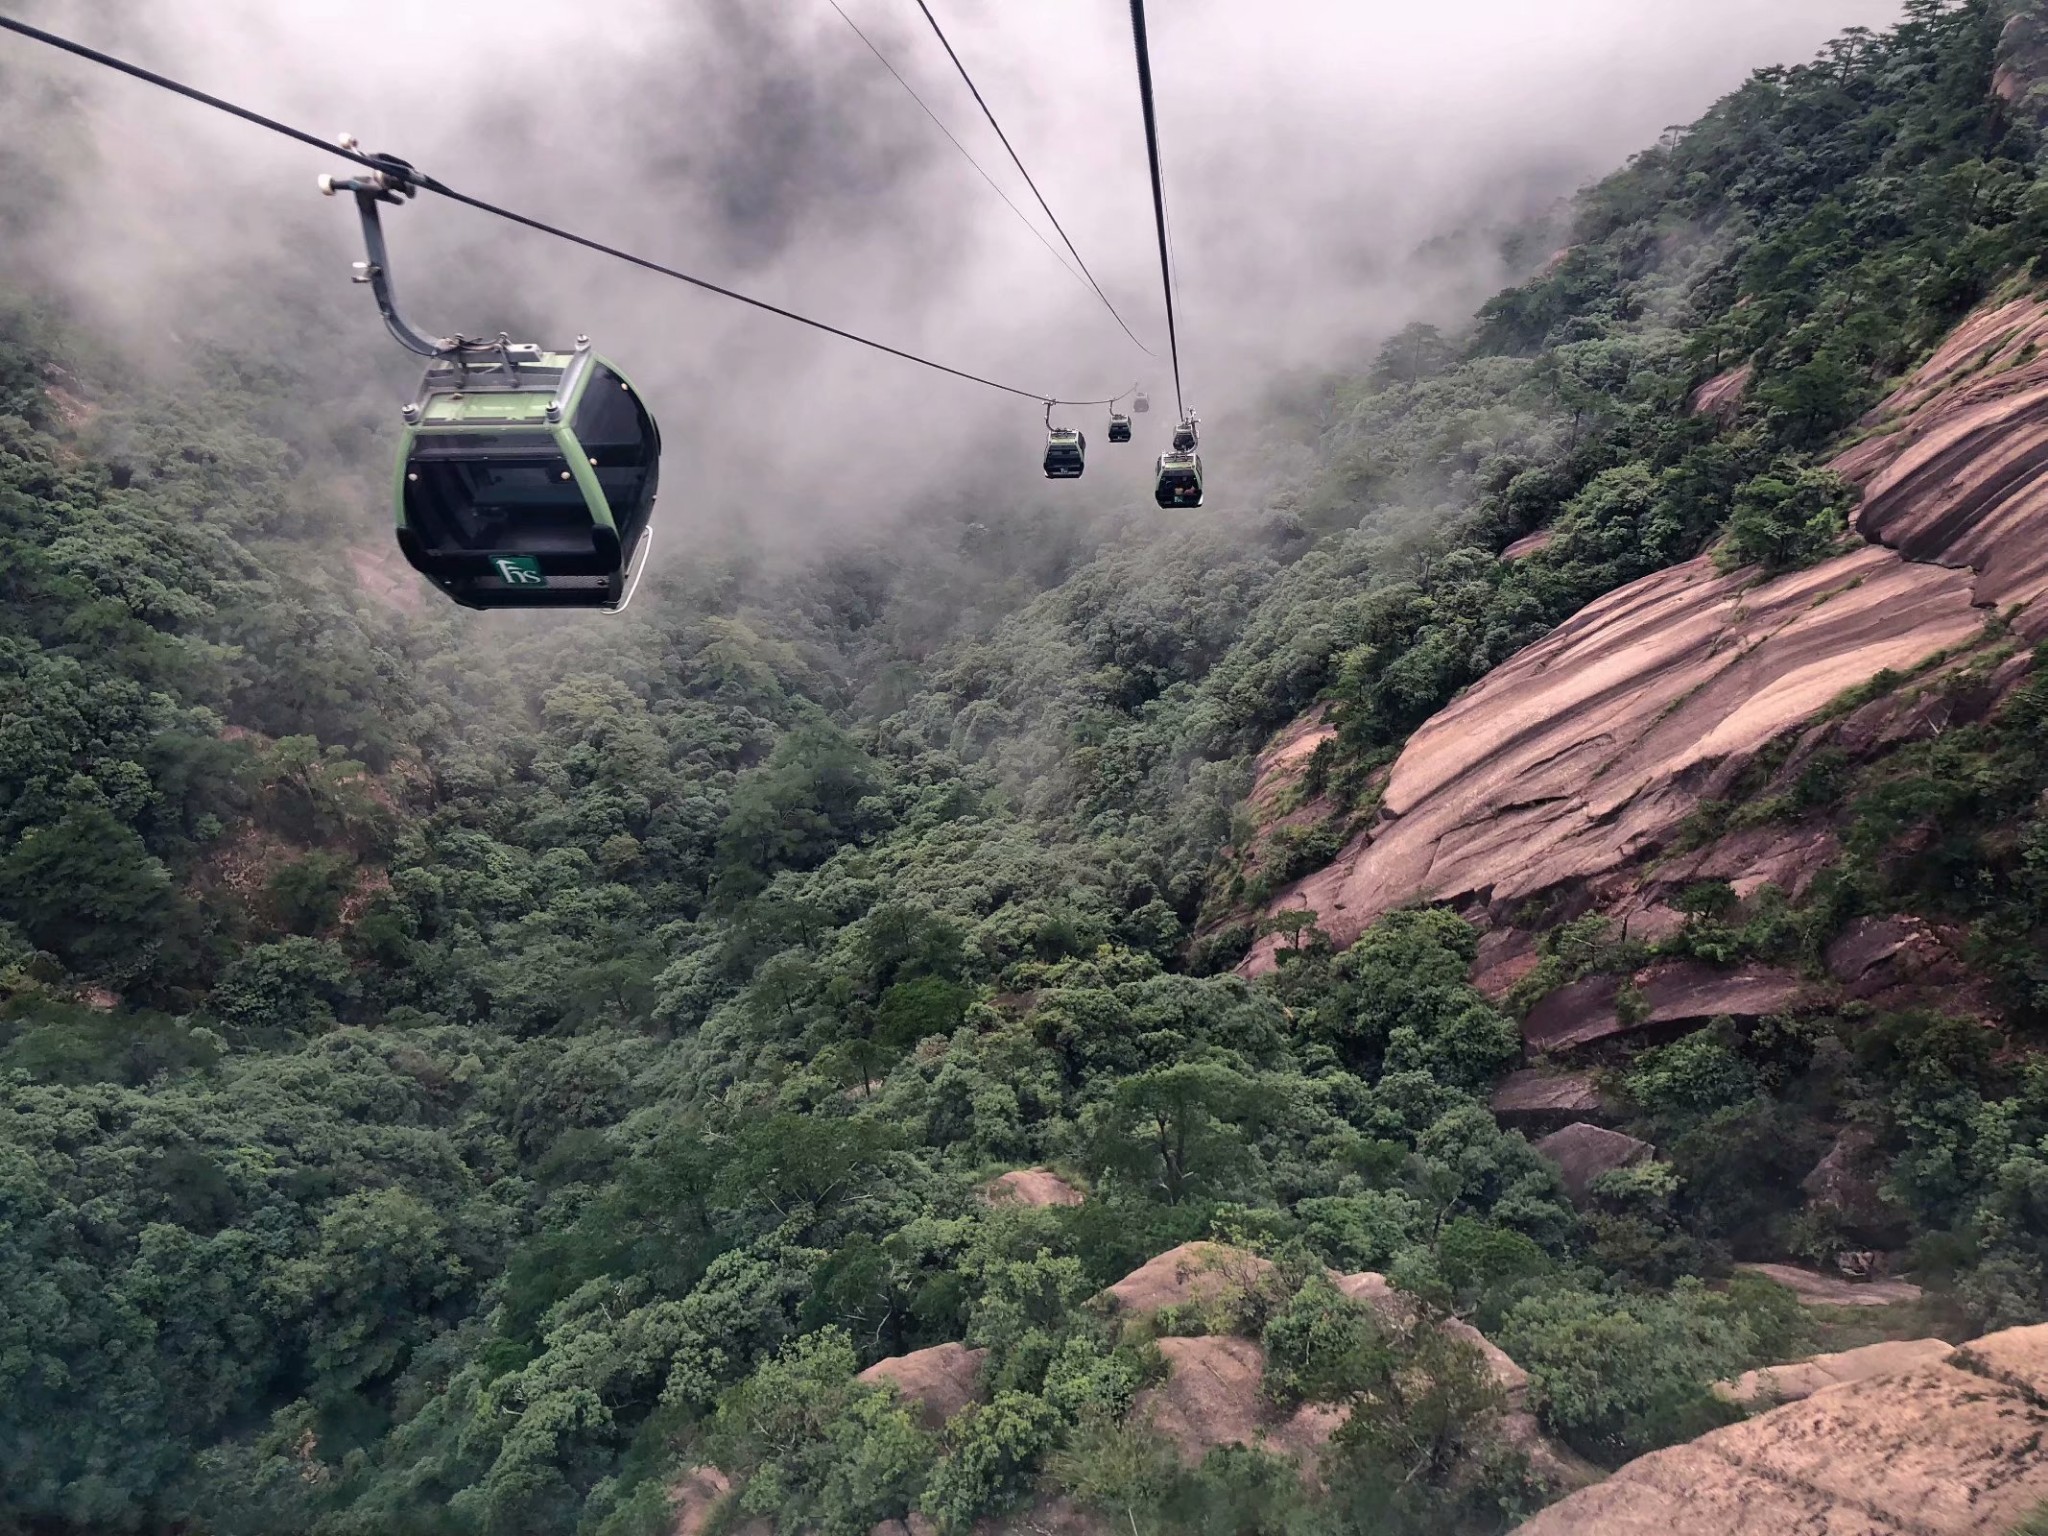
[[1521, 960, 1808, 1053], [668, 1467, 731, 1536], [1836, 294, 2048, 637], [984, 1168, 1084, 1208], [1331, 1271, 1530, 1398], [1471, 927, 1541, 1001], [856, 1342, 987, 1430], [1716, 1337, 1955, 1406], [1734, 1261, 1923, 1307], [1132, 1335, 1345, 1467], [1241, 544, 1985, 972], [1101, 1241, 1276, 1319], [1111, 1254, 1588, 1491], [1801, 1126, 1908, 1241], [1242, 289, 2048, 979], [1513, 1322, 2048, 1535], [1492, 1068, 1607, 1131], [1825, 913, 1963, 1001], [1688, 362, 1753, 419], [1530, 1123, 1652, 1203]]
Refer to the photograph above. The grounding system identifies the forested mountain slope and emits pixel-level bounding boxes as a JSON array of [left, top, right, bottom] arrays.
[[6, 3, 2048, 1535]]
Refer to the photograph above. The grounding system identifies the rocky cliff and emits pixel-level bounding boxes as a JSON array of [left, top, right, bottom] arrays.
[[1513, 1323, 2048, 1535], [1239, 289, 2048, 977]]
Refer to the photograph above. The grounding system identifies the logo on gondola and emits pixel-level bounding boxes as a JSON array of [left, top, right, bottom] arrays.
[[493, 556, 547, 586]]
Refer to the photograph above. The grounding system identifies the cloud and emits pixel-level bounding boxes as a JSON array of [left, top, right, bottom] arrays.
[[2, 0, 1905, 555]]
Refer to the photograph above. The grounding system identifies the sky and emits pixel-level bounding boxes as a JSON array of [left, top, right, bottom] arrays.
[[2, 0, 1909, 556]]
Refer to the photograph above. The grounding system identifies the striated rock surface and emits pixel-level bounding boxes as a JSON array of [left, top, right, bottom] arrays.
[[1531, 1123, 1652, 1202], [1242, 545, 1985, 972], [1716, 1337, 1955, 1406], [1471, 926, 1542, 1001], [1513, 1322, 2048, 1535], [1689, 362, 1753, 419], [1241, 291, 2048, 979], [984, 1168, 1084, 1208], [1521, 961, 1808, 1052], [856, 1343, 987, 1430], [1836, 294, 2048, 636]]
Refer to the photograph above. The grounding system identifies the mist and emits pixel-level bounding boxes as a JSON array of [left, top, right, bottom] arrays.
[[3, 0, 1906, 566]]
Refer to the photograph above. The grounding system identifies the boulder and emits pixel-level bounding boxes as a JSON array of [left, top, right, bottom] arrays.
[[856, 1343, 987, 1430], [1331, 1271, 1529, 1402], [1502, 528, 1555, 560], [1132, 1335, 1344, 1468], [1825, 914, 1959, 999], [1801, 1126, 1906, 1240], [668, 1467, 730, 1536], [984, 1168, 1084, 1208], [1715, 1337, 1955, 1406], [1530, 1123, 1652, 1203], [1491, 1068, 1607, 1130], [1101, 1242, 1276, 1319], [1734, 1261, 1923, 1307], [1513, 1323, 2048, 1534]]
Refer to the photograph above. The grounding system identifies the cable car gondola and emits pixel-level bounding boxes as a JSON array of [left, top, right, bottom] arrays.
[[1108, 410, 1132, 443], [323, 150, 657, 612], [1133, 390, 1150, 414], [1171, 413, 1199, 454], [1155, 450, 1203, 508], [1043, 402, 1085, 478]]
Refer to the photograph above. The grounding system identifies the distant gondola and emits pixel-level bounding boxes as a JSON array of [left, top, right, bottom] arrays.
[[1132, 391, 1150, 414], [1108, 410, 1133, 443]]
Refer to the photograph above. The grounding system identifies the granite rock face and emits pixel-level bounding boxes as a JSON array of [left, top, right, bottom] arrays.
[[1241, 546, 1985, 972], [1514, 1323, 2048, 1535], [855, 1343, 988, 1430], [1241, 293, 2048, 979], [1530, 1123, 1653, 1203]]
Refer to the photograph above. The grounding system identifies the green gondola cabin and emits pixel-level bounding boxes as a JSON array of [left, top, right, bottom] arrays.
[[394, 339, 658, 610], [1154, 450, 1202, 508], [1043, 426, 1086, 478]]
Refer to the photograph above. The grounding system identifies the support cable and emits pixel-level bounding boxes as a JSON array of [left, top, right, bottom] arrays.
[[0, 12, 1129, 405], [910, 0, 1154, 357], [825, 0, 1087, 290], [1126, 0, 1184, 421]]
